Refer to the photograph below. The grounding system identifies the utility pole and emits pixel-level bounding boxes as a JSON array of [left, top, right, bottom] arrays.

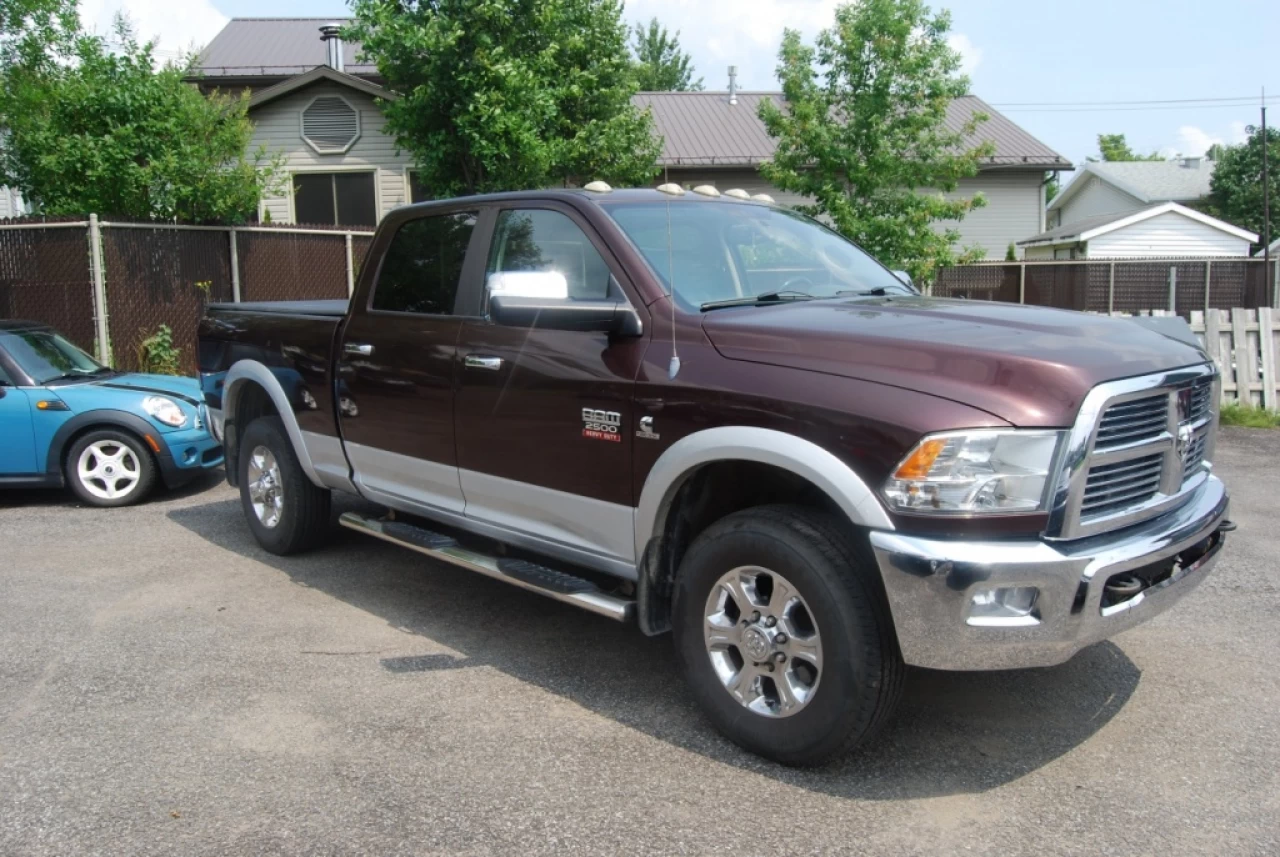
[[1264, 88, 1272, 305]]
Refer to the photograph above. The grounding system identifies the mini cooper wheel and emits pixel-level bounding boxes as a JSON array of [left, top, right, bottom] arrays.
[[66, 429, 157, 507], [673, 505, 904, 766], [238, 416, 331, 555]]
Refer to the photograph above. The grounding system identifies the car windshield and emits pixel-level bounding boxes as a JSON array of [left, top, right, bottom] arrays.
[[601, 201, 913, 309], [2, 329, 108, 384]]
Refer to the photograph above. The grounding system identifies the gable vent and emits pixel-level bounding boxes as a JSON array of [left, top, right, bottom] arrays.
[[301, 96, 361, 154]]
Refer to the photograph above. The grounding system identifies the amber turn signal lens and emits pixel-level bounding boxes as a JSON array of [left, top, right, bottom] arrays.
[[893, 438, 947, 480], [36, 400, 69, 411], [143, 434, 162, 453]]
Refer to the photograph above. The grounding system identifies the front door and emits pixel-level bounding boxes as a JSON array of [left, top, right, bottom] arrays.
[[454, 205, 649, 568], [0, 371, 37, 475], [336, 207, 484, 515]]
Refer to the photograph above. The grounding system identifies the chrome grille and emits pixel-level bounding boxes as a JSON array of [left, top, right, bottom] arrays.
[[1094, 394, 1168, 448], [1048, 364, 1219, 541], [1080, 453, 1164, 518]]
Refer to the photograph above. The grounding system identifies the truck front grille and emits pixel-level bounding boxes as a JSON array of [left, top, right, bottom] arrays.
[[1049, 366, 1218, 540]]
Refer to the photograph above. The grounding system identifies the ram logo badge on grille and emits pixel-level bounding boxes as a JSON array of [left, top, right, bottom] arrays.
[[1176, 423, 1195, 474]]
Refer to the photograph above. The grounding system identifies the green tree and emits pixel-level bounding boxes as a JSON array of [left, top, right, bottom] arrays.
[[759, 0, 993, 280], [348, 0, 661, 197], [1044, 171, 1061, 204], [1205, 125, 1279, 251], [0, 0, 78, 67], [1089, 133, 1164, 162], [630, 17, 702, 92], [0, 17, 279, 221]]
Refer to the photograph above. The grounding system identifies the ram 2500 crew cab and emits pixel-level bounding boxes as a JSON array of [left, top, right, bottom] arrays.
[[198, 187, 1230, 765]]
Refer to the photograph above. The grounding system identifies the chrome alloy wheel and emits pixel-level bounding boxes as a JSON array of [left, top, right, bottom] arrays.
[[247, 445, 284, 529], [704, 566, 823, 718], [76, 440, 141, 501]]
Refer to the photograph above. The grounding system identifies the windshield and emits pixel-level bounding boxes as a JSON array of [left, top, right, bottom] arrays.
[[601, 201, 913, 309], [2, 330, 107, 384]]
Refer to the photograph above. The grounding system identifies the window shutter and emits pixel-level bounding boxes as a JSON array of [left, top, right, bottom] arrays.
[[301, 96, 361, 154]]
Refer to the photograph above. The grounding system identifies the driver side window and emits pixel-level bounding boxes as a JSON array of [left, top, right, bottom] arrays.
[[487, 209, 611, 301]]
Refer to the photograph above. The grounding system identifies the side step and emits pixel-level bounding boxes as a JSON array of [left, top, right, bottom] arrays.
[[338, 512, 635, 623]]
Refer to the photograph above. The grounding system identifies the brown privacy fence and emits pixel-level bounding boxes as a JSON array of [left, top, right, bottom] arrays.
[[931, 259, 1279, 316], [0, 216, 375, 374]]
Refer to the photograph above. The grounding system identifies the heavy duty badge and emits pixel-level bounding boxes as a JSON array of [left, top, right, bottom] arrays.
[[582, 408, 622, 442]]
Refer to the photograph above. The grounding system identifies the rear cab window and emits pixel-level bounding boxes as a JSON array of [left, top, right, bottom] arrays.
[[371, 211, 479, 315]]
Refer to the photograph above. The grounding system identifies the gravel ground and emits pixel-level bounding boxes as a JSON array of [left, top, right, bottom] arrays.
[[1, 428, 1277, 856]]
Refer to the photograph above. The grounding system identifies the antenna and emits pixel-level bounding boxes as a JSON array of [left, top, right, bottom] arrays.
[[665, 201, 681, 379]]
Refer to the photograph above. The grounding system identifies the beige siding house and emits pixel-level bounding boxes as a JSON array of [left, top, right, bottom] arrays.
[[194, 18, 1071, 254], [1047, 158, 1216, 229], [1020, 202, 1256, 259]]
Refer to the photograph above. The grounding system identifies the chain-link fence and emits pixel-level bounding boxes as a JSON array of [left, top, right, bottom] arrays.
[[931, 259, 1280, 316], [0, 216, 374, 375]]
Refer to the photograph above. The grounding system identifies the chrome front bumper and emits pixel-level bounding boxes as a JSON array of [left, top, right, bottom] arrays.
[[869, 475, 1229, 671]]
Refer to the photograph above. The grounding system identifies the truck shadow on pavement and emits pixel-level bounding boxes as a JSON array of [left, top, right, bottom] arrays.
[[169, 494, 1142, 801]]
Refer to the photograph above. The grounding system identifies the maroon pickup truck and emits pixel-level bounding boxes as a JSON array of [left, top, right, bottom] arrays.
[[198, 186, 1230, 765]]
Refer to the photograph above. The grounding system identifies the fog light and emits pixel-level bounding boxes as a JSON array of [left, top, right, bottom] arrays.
[[968, 586, 1040, 627]]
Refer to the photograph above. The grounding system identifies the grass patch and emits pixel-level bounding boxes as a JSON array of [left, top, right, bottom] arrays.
[[1219, 403, 1280, 428]]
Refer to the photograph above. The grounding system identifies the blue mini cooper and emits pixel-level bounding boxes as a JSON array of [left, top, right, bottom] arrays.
[[0, 320, 224, 506]]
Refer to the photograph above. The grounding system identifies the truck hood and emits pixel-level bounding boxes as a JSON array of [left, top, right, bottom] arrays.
[[701, 297, 1208, 427]]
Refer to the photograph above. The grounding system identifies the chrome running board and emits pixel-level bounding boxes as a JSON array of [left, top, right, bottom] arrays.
[[338, 511, 635, 623]]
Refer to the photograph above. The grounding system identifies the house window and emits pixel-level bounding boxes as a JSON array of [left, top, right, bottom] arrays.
[[301, 95, 361, 154], [293, 172, 377, 227], [407, 170, 431, 203]]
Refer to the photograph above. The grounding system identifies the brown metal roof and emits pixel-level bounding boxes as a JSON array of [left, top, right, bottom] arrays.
[[633, 92, 1070, 170], [194, 18, 377, 79]]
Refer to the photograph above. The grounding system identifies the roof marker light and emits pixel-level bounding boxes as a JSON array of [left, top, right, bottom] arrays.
[[751, 193, 776, 203], [583, 181, 612, 193], [724, 188, 751, 200], [691, 185, 721, 197], [656, 183, 686, 196]]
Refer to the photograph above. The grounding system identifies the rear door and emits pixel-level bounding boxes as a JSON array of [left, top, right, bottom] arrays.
[[336, 207, 484, 514], [453, 203, 649, 569]]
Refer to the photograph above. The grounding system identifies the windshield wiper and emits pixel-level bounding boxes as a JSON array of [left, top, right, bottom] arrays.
[[700, 290, 816, 311]]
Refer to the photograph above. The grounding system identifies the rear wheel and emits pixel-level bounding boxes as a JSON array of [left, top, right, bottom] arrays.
[[238, 416, 331, 555], [673, 505, 904, 765], [66, 430, 157, 507]]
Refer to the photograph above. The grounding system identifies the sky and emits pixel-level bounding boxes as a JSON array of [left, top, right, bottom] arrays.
[[80, 0, 1279, 168]]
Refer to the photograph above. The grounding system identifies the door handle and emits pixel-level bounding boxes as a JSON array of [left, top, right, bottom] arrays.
[[464, 355, 504, 371], [344, 343, 374, 357]]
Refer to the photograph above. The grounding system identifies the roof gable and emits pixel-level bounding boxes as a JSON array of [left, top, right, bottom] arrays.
[[1049, 159, 1215, 211], [246, 66, 394, 110], [1020, 201, 1256, 246], [633, 91, 1069, 170]]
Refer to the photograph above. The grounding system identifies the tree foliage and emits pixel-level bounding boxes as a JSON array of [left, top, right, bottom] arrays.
[[0, 0, 77, 68], [348, 0, 661, 198], [758, 0, 993, 280], [0, 15, 279, 221], [1205, 125, 1279, 251], [1089, 133, 1163, 162], [630, 17, 702, 92]]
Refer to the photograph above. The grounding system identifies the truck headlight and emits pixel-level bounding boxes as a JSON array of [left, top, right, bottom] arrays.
[[142, 396, 188, 428], [883, 430, 1064, 514]]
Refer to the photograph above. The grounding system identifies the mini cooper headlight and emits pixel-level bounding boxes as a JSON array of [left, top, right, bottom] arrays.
[[884, 430, 1064, 514], [142, 396, 188, 428]]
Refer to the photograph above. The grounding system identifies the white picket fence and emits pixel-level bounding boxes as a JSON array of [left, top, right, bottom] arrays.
[[1107, 308, 1279, 409]]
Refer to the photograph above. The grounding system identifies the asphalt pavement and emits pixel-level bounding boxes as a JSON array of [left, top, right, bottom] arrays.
[[1, 428, 1277, 856]]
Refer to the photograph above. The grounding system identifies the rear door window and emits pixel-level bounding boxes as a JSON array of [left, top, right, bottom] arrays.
[[372, 211, 479, 315]]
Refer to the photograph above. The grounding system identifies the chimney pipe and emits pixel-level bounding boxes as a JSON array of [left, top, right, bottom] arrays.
[[728, 66, 738, 105], [320, 23, 344, 73]]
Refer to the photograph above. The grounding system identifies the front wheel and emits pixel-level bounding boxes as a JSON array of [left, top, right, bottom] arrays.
[[673, 505, 904, 765], [66, 429, 157, 507], [237, 416, 331, 555]]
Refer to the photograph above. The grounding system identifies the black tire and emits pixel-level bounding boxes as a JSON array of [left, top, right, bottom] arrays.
[[65, 428, 158, 507], [237, 416, 331, 555], [673, 504, 905, 766]]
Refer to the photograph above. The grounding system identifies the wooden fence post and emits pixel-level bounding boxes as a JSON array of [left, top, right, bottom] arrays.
[[1259, 307, 1277, 411], [1203, 261, 1211, 313], [88, 214, 111, 366], [229, 228, 241, 303], [1019, 263, 1026, 304], [1168, 265, 1177, 313]]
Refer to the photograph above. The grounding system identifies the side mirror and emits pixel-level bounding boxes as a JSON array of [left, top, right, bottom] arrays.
[[489, 294, 643, 336], [486, 271, 643, 336]]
